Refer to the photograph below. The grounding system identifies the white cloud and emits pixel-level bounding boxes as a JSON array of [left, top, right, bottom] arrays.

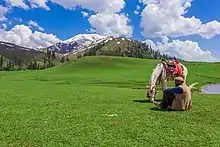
[[0, 5, 9, 21], [30, 31, 60, 48], [199, 21, 220, 39], [1, 24, 7, 29], [134, 5, 141, 15], [3, 0, 125, 13], [4, 0, 29, 9], [89, 12, 133, 38], [28, 0, 50, 10], [139, 0, 160, 4], [143, 39, 155, 48], [15, 17, 23, 22], [0, 24, 60, 48], [1, 0, 133, 43], [3, 0, 133, 38], [81, 11, 89, 18], [50, 0, 125, 13], [28, 20, 44, 31], [140, 0, 220, 39], [75, 0, 133, 37], [10, 0, 133, 38], [144, 38, 219, 62], [134, 10, 139, 15], [4, 0, 49, 10]]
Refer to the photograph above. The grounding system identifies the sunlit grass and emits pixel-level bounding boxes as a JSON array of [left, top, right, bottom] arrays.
[[0, 56, 220, 146]]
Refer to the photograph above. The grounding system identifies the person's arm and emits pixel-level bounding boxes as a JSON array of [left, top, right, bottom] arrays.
[[164, 86, 183, 94]]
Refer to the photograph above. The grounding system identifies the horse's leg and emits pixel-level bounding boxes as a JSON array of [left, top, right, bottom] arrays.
[[182, 65, 188, 84], [184, 75, 187, 84], [161, 79, 167, 91]]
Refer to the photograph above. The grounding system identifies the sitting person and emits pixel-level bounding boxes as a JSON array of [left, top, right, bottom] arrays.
[[154, 77, 192, 111]]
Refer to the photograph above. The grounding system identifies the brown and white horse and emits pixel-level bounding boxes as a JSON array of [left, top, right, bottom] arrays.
[[146, 61, 188, 102]]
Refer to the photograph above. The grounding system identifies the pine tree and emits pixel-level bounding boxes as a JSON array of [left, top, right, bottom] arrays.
[[7, 60, 14, 71], [52, 51, 56, 60], [86, 46, 96, 56], [25, 61, 29, 69], [52, 51, 56, 66], [43, 57, 47, 68], [17, 59, 22, 70], [33, 59, 37, 70], [92, 46, 97, 55], [6, 62, 10, 71], [29, 61, 33, 70], [0, 54, 3, 71], [37, 63, 40, 70], [154, 52, 157, 59], [60, 56, 65, 63], [47, 49, 52, 67]]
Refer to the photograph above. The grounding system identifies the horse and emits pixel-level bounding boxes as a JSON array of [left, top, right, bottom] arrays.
[[146, 60, 188, 102]]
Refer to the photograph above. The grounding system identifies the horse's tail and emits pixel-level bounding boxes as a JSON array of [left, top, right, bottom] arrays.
[[189, 82, 199, 90]]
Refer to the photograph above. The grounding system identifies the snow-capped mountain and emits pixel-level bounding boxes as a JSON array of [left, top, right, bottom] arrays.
[[47, 34, 110, 54]]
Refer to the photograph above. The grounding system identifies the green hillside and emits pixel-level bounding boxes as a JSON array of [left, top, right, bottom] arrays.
[[67, 37, 176, 61], [0, 56, 220, 146]]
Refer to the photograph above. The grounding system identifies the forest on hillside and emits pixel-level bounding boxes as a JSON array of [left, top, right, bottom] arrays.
[[0, 38, 178, 71], [0, 49, 61, 71], [83, 38, 176, 60]]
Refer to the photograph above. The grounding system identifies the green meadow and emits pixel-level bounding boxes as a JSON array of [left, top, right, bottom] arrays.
[[0, 56, 220, 146]]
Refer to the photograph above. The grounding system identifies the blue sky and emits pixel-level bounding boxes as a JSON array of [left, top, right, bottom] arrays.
[[0, 0, 220, 62], [180, 0, 220, 58]]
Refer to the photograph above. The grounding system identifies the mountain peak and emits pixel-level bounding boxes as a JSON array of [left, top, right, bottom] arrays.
[[62, 33, 108, 44], [47, 33, 111, 54]]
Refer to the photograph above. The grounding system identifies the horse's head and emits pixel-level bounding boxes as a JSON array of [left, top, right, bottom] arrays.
[[146, 62, 164, 102], [146, 85, 157, 102]]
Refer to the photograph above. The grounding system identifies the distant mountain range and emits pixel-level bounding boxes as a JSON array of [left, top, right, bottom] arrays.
[[46, 34, 111, 55], [0, 41, 47, 61], [0, 33, 174, 62], [0, 34, 110, 61]]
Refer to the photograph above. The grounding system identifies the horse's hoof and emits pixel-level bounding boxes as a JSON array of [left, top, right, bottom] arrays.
[[148, 99, 154, 103]]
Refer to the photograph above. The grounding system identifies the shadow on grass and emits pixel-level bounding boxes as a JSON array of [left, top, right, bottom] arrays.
[[133, 99, 162, 103], [150, 107, 185, 112], [150, 107, 170, 112], [133, 99, 173, 112], [133, 100, 150, 103]]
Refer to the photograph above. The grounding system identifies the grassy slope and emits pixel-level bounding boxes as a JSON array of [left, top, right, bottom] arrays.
[[0, 56, 220, 146]]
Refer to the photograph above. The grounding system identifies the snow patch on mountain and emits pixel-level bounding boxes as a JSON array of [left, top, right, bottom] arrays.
[[0, 42, 14, 47], [47, 34, 110, 54], [63, 34, 107, 44]]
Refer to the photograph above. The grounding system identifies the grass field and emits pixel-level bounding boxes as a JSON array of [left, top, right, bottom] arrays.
[[0, 56, 220, 146]]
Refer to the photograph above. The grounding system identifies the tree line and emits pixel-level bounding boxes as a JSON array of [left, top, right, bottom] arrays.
[[83, 39, 176, 60], [0, 49, 57, 71], [0, 39, 179, 71]]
